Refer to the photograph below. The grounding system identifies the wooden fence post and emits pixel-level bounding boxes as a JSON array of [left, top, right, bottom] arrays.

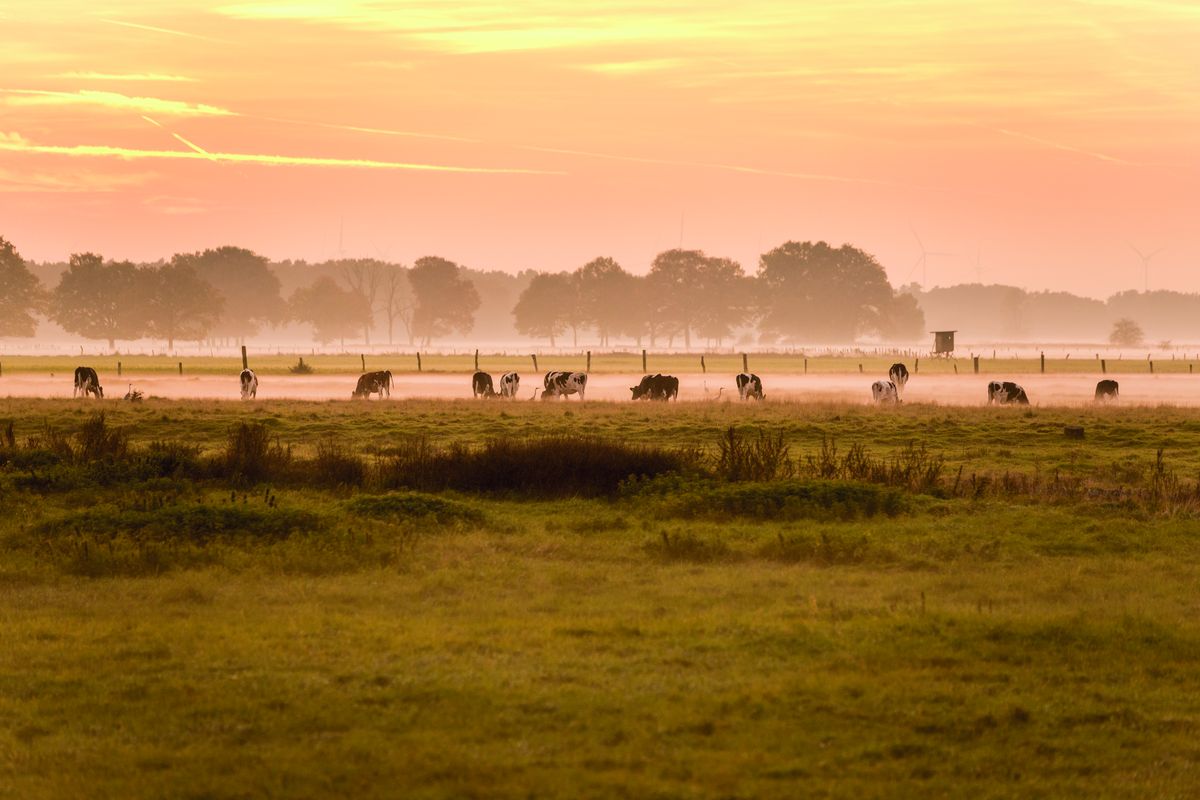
[[586, 351, 591, 372], [973, 356, 979, 374], [178, 362, 183, 375], [117, 361, 122, 377], [241, 345, 248, 371], [360, 354, 366, 372], [1040, 352, 1045, 373], [642, 349, 647, 373], [474, 349, 479, 371], [1149, 361, 1154, 374], [416, 353, 422, 372], [915, 358, 919, 374], [953, 363, 958, 374], [1101, 359, 1106, 374], [532, 354, 539, 372], [804, 358, 808, 374], [858, 363, 863, 373], [700, 355, 706, 373], [742, 353, 748, 373]]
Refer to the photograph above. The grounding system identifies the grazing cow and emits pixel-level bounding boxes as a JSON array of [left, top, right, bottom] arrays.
[[987, 380, 1030, 405], [73, 366, 103, 399], [1095, 379, 1119, 402], [888, 363, 910, 397], [872, 379, 899, 404], [541, 371, 587, 400], [498, 371, 520, 398], [472, 371, 496, 398], [736, 373, 764, 401], [630, 374, 679, 401], [239, 368, 258, 400], [352, 370, 393, 400]]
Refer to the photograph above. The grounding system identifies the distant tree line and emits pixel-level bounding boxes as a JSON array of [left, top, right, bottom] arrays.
[[7, 231, 1192, 350]]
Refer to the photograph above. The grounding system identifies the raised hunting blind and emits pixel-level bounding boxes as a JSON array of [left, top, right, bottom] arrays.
[[932, 330, 957, 355]]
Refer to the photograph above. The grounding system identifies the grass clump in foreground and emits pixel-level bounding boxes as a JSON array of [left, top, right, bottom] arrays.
[[4, 400, 1200, 796]]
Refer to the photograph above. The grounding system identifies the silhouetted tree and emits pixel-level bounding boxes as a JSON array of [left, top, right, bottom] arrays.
[[0, 236, 44, 337], [171, 246, 284, 341], [875, 292, 926, 341], [379, 263, 415, 346], [757, 241, 894, 342], [51, 253, 145, 349], [1109, 317, 1144, 347], [289, 277, 369, 345], [647, 249, 748, 348], [333, 258, 387, 344], [144, 262, 224, 350], [694, 256, 752, 346], [577, 257, 636, 346], [512, 272, 578, 346], [409, 256, 480, 346]]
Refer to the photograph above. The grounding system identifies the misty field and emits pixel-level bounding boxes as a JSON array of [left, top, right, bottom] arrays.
[[3, 398, 1200, 798]]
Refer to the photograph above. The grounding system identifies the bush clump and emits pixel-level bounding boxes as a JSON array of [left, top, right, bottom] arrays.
[[378, 435, 692, 497], [624, 475, 906, 520], [344, 492, 483, 526], [37, 504, 322, 544]]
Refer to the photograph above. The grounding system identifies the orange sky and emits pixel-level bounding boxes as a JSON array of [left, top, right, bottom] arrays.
[[1, 1, 1197, 296]]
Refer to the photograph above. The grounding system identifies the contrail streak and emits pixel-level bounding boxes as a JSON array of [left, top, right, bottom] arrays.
[[0, 137, 562, 174], [518, 144, 917, 187], [98, 18, 229, 44]]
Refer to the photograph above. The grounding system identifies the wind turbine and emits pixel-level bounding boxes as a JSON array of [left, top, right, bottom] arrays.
[[907, 227, 956, 288], [1129, 244, 1162, 293]]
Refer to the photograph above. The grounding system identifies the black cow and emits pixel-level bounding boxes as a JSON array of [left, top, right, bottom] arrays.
[[472, 371, 495, 398], [541, 371, 587, 400], [888, 363, 910, 397], [1095, 379, 1119, 402], [630, 374, 679, 401], [73, 366, 103, 399], [239, 368, 258, 399], [352, 370, 392, 400], [988, 380, 1030, 405], [736, 372, 763, 401]]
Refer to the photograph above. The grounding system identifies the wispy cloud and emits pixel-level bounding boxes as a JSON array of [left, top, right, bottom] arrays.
[[0, 132, 562, 175], [578, 58, 687, 75], [51, 71, 198, 83], [2, 89, 232, 117]]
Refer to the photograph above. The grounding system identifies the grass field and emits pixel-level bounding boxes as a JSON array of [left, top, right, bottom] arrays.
[[1, 350, 1196, 376], [3, 398, 1200, 798]]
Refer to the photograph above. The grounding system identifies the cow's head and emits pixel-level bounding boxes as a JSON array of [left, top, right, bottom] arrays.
[[630, 385, 646, 399]]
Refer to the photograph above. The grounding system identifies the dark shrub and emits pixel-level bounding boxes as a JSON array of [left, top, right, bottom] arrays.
[[219, 422, 291, 486], [378, 435, 691, 497], [312, 436, 367, 488]]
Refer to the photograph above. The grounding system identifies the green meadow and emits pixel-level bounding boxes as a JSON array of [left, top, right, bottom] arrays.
[[2, 398, 1200, 798], [0, 350, 1192, 376]]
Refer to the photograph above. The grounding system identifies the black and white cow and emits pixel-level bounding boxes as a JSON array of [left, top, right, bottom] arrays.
[[472, 371, 495, 398], [498, 371, 520, 398], [73, 366, 103, 399], [871, 379, 899, 404], [1095, 379, 1119, 402], [630, 374, 679, 401], [239, 368, 258, 400], [888, 363, 910, 397], [352, 370, 392, 400], [988, 380, 1030, 405], [736, 373, 763, 401], [541, 371, 587, 400]]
